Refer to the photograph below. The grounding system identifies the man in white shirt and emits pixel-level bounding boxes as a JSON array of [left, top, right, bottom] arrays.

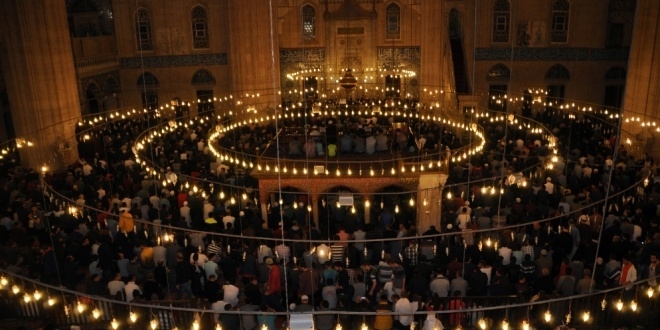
[[223, 282, 240, 306], [180, 201, 191, 226], [204, 257, 220, 280], [498, 244, 513, 265], [222, 211, 236, 230], [258, 243, 273, 263], [429, 272, 450, 297], [392, 293, 413, 328], [107, 273, 125, 297], [124, 276, 142, 302]]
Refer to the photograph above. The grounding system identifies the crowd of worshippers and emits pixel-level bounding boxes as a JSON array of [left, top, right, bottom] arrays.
[[0, 108, 659, 329], [281, 115, 461, 158]]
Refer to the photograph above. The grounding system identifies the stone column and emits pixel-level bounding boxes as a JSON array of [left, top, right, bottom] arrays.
[[227, 0, 280, 105], [622, 0, 660, 158], [0, 0, 81, 169], [417, 173, 448, 233], [419, 0, 443, 102]]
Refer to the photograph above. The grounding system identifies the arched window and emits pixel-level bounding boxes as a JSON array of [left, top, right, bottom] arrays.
[[486, 63, 511, 81], [544, 64, 571, 80], [551, 0, 570, 43], [302, 5, 316, 41], [191, 69, 216, 86], [492, 0, 510, 43], [137, 72, 159, 110], [386, 3, 401, 40], [135, 8, 153, 51], [192, 5, 209, 49], [605, 66, 626, 80]]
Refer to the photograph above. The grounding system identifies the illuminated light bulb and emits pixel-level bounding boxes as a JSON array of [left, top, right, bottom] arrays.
[[351, 206, 356, 214], [544, 310, 552, 323], [307, 205, 312, 212], [630, 300, 637, 312], [370, 169, 375, 176], [293, 202, 298, 209], [395, 205, 399, 213], [391, 168, 396, 175], [409, 198, 415, 206], [486, 238, 492, 247], [361, 323, 368, 330], [47, 297, 55, 306], [478, 318, 487, 330], [648, 287, 654, 298], [92, 308, 101, 319], [423, 199, 427, 206], [23, 293, 31, 303], [0, 276, 7, 286], [216, 323, 223, 330], [242, 193, 248, 200], [336, 323, 342, 330], [12, 285, 20, 294], [129, 311, 138, 323], [151, 318, 159, 330], [230, 197, 236, 205], [481, 187, 487, 194], [365, 200, 370, 208], [522, 320, 529, 330], [77, 300, 85, 313], [262, 323, 269, 330], [447, 191, 452, 199], [501, 320, 509, 330], [111, 318, 119, 330], [582, 311, 590, 322], [336, 169, 341, 176], [33, 290, 42, 301], [616, 299, 623, 311]]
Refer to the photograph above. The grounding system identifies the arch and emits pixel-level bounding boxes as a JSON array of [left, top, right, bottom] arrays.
[[302, 4, 316, 41], [492, 0, 510, 43], [191, 68, 216, 86], [191, 5, 209, 49], [386, 2, 401, 40], [84, 81, 102, 114], [449, 8, 461, 40], [605, 66, 626, 80], [486, 63, 511, 81], [544, 64, 570, 80], [103, 76, 121, 95], [137, 72, 159, 87], [135, 7, 153, 51]]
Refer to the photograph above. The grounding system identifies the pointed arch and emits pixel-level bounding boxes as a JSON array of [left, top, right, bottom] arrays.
[[545, 64, 570, 80], [191, 69, 216, 86], [605, 66, 626, 80], [486, 63, 511, 81], [137, 72, 159, 87]]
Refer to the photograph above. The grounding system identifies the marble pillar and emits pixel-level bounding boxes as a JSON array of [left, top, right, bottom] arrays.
[[0, 0, 81, 169], [227, 0, 280, 106], [417, 173, 448, 234]]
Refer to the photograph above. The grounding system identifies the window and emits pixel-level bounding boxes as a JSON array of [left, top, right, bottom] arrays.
[[192, 6, 209, 49], [606, 23, 624, 48], [135, 8, 153, 51], [191, 69, 216, 86], [492, 0, 510, 43], [488, 85, 508, 111], [302, 5, 316, 41], [544, 64, 569, 110], [385, 75, 401, 98], [137, 72, 159, 110], [386, 3, 401, 40], [546, 85, 565, 108], [604, 67, 626, 109], [551, 0, 570, 43]]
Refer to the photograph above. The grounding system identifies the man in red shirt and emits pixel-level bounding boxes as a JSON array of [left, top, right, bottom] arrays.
[[263, 257, 284, 310]]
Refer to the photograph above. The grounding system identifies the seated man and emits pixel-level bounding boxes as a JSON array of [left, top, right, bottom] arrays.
[[339, 133, 353, 153]]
